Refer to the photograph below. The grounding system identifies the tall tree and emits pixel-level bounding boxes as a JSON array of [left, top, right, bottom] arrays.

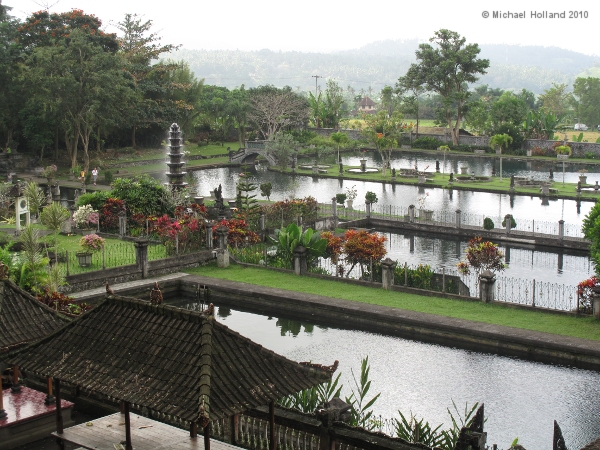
[[323, 79, 345, 129], [538, 83, 573, 118], [403, 29, 489, 145], [116, 13, 179, 147], [248, 85, 309, 139], [572, 77, 600, 127]]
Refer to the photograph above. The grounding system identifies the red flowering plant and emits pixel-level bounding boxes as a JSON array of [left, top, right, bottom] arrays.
[[212, 217, 260, 248], [343, 229, 387, 277], [321, 231, 346, 277], [260, 197, 318, 230], [153, 209, 206, 254], [36, 289, 91, 316], [100, 197, 126, 232], [457, 236, 506, 279], [577, 276, 598, 315]]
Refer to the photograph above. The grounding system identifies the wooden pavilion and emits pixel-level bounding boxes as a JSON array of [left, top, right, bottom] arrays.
[[7, 294, 337, 450], [0, 277, 72, 448]]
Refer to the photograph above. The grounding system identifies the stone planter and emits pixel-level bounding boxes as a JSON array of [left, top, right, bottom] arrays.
[[579, 175, 588, 185], [474, 149, 485, 155], [495, 149, 502, 155], [46, 177, 54, 185], [418, 175, 426, 184], [76, 252, 93, 267], [460, 166, 468, 175], [78, 228, 95, 236], [418, 209, 433, 221], [346, 199, 354, 209], [526, 149, 532, 157], [557, 154, 570, 160]]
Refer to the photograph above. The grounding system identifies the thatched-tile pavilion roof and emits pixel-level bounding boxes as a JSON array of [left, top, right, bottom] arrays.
[[8, 295, 334, 424], [0, 279, 70, 355]]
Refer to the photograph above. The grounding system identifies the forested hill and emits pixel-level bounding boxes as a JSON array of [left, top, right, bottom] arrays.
[[171, 40, 600, 94]]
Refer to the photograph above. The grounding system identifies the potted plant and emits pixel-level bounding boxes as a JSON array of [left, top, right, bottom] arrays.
[[42, 164, 57, 184], [417, 165, 430, 184], [417, 192, 433, 221], [365, 191, 378, 204], [345, 185, 357, 209], [335, 193, 347, 206], [77, 233, 105, 267], [556, 145, 572, 159], [578, 168, 588, 184], [73, 204, 99, 233]]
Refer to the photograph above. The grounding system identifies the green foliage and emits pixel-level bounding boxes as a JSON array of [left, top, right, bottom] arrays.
[[483, 217, 495, 230], [237, 178, 259, 216], [393, 411, 444, 447], [110, 174, 173, 216], [278, 372, 342, 413], [393, 264, 434, 289], [583, 202, 600, 275], [572, 132, 584, 143], [438, 401, 482, 450], [14, 225, 49, 294], [555, 145, 572, 155], [40, 202, 71, 235], [365, 191, 378, 204], [76, 190, 111, 210], [489, 133, 513, 153], [336, 193, 347, 205], [272, 223, 327, 268], [104, 170, 114, 184], [259, 182, 272, 201], [345, 356, 381, 430], [412, 136, 444, 149], [457, 236, 506, 277], [24, 182, 46, 217], [489, 124, 522, 152], [265, 133, 299, 169], [585, 151, 598, 159]]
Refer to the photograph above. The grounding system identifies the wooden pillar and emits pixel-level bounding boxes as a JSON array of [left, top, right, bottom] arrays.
[[11, 365, 21, 393], [0, 376, 7, 419], [45, 376, 55, 404], [55, 378, 65, 449], [190, 421, 198, 438], [124, 401, 133, 450], [269, 401, 276, 450], [203, 422, 211, 450], [230, 414, 239, 445]]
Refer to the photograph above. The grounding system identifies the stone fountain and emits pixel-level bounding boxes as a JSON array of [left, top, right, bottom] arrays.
[[165, 123, 187, 190]]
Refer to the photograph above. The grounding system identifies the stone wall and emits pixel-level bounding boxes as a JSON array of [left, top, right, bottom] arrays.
[[524, 139, 600, 158]]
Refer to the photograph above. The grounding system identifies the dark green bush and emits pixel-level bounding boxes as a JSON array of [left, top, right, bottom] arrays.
[[502, 214, 517, 229], [76, 191, 111, 210], [483, 217, 494, 230], [104, 170, 114, 184], [412, 137, 444, 150]]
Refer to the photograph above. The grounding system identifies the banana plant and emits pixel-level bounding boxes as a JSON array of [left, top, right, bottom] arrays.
[[272, 223, 327, 268]]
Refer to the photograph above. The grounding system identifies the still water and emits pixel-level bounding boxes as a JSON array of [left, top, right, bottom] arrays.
[[379, 231, 592, 287], [192, 163, 594, 227], [169, 300, 600, 450]]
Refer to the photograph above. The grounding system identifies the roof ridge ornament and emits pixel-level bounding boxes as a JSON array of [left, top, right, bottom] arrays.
[[299, 360, 339, 373]]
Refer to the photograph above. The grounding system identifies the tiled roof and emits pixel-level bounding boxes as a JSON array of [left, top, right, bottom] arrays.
[[0, 280, 70, 355], [358, 96, 376, 107], [8, 296, 333, 424]]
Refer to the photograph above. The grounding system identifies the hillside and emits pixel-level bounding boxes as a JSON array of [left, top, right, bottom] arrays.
[[171, 40, 600, 94]]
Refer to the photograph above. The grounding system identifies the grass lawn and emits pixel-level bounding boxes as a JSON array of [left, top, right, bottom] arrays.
[[186, 263, 600, 341]]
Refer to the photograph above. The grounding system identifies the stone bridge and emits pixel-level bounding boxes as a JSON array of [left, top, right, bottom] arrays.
[[229, 140, 278, 166]]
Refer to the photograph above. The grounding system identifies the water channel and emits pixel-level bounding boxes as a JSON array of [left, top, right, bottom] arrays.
[[167, 299, 600, 450], [186, 152, 596, 288]]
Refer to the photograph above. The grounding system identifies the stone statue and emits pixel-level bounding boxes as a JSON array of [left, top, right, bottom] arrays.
[[549, 169, 554, 180]]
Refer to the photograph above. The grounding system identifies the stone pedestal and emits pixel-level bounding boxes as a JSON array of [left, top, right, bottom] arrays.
[[293, 245, 307, 275], [217, 249, 230, 268], [134, 238, 149, 279], [408, 205, 415, 223], [455, 209, 462, 229], [479, 270, 496, 303], [381, 258, 396, 290]]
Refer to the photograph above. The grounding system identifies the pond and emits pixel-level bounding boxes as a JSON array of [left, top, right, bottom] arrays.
[[166, 299, 600, 450]]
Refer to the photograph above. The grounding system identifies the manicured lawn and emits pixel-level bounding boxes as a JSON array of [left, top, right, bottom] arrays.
[[186, 263, 600, 341]]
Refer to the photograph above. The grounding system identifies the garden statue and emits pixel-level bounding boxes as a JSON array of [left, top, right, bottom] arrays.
[[391, 168, 396, 178], [449, 172, 454, 182], [549, 169, 554, 179], [339, 162, 343, 175], [435, 160, 440, 172]]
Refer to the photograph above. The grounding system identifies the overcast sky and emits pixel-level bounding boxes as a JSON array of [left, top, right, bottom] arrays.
[[10, 0, 600, 56]]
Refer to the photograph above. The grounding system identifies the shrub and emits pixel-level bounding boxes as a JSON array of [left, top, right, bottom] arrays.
[[412, 137, 444, 150], [335, 193, 347, 205], [72, 205, 99, 229], [584, 152, 597, 160], [501, 214, 517, 229], [76, 191, 111, 210], [104, 170, 114, 184], [365, 191, 378, 204], [555, 145, 572, 156], [483, 217, 494, 230], [79, 233, 105, 253]]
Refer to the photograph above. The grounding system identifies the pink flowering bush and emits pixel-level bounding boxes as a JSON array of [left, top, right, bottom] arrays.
[[79, 233, 106, 253]]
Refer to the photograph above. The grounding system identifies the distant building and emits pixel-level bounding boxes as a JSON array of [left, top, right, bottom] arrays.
[[357, 96, 377, 115]]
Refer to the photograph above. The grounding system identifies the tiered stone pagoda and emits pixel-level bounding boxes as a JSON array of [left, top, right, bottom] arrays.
[[165, 123, 187, 189]]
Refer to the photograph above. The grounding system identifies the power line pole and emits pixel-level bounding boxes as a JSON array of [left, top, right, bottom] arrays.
[[312, 75, 321, 97]]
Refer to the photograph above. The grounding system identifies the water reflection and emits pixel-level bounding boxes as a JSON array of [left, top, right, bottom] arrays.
[[191, 166, 593, 226], [166, 300, 600, 450]]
